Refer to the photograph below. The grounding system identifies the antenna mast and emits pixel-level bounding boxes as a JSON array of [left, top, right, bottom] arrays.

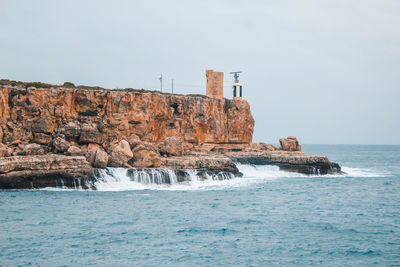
[[230, 71, 242, 83]]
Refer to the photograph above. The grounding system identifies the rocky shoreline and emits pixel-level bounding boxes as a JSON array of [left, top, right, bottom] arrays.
[[0, 81, 342, 189]]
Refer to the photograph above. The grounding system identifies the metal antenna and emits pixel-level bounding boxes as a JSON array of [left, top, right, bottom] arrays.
[[158, 74, 163, 92], [229, 71, 242, 83]]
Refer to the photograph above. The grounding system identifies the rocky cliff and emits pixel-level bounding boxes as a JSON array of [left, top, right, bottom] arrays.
[[0, 84, 254, 147], [0, 80, 341, 189]]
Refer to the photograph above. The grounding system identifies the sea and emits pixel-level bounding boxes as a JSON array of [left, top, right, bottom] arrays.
[[0, 145, 399, 266]]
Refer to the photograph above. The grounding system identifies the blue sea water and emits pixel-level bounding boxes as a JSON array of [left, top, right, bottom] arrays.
[[0, 145, 399, 266]]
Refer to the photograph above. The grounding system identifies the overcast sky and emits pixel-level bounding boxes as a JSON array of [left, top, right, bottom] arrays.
[[1, 0, 399, 144]]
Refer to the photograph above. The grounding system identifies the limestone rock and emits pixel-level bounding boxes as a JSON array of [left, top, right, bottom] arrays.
[[108, 140, 133, 167], [79, 123, 101, 144], [67, 145, 85, 156], [28, 118, 54, 133], [0, 154, 91, 174], [130, 144, 161, 168], [0, 86, 254, 150], [59, 122, 81, 141], [162, 154, 237, 173], [0, 154, 94, 189], [127, 134, 141, 149], [279, 136, 301, 151], [87, 144, 109, 168], [0, 144, 13, 157], [160, 137, 184, 156], [93, 149, 109, 168], [33, 133, 52, 145], [20, 143, 45, 156], [52, 136, 71, 153], [245, 143, 277, 152]]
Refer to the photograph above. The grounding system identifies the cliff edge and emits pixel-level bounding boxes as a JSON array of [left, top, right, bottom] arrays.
[[0, 80, 341, 189]]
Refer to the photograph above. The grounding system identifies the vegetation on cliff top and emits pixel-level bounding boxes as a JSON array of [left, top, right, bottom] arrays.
[[0, 79, 209, 97]]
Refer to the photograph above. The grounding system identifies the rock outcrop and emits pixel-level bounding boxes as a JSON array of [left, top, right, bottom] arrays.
[[108, 140, 133, 167], [0, 154, 95, 189], [160, 137, 184, 156], [0, 84, 254, 146], [280, 136, 302, 151], [0, 80, 342, 189]]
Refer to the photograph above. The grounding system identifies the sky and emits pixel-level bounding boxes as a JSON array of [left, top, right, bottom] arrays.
[[1, 0, 399, 144]]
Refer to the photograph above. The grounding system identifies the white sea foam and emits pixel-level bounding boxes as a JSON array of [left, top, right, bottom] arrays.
[[38, 163, 391, 192]]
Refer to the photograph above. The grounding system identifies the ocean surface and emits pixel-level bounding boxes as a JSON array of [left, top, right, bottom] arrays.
[[1, 145, 399, 266]]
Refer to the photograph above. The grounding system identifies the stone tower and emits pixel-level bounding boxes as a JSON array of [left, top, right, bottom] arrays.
[[206, 70, 224, 99]]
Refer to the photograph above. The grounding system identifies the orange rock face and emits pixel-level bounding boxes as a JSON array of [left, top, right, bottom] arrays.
[[279, 136, 302, 151], [0, 85, 254, 146]]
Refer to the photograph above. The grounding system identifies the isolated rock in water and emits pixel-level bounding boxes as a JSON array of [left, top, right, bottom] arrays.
[[67, 145, 85, 156], [52, 136, 70, 153], [127, 134, 141, 149], [130, 144, 161, 168], [160, 137, 184, 156], [0, 144, 12, 157], [279, 136, 302, 151], [79, 123, 101, 144], [108, 140, 133, 167]]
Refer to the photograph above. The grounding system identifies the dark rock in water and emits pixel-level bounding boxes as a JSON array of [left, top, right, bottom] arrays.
[[0, 154, 95, 189], [227, 151, 342, 175]]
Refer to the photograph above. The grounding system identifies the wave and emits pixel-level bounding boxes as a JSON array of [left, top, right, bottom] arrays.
[[39, 164, 391, 192]]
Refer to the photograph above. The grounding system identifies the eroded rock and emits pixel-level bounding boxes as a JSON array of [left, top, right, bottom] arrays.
[[127, 134, 141, 149], [0, 144, 13, 157], [130, 144, 161, 168], [79, 123, 101, 144], [52, 136, 70, 153], [279, 136, 301, 151], [67, 145, 85, 156], [87, 144, 109, 168], [160, 137, 184, 156], [108, 140, 133, 167]]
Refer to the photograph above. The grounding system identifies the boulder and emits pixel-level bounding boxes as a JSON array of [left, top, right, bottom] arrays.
[[59, 121, 81, 141], [0, 144, 13, 157], [279, 136, 302, 151], [108, 140, 133, 167], [92, 149, 109, 168], [79, 123, 101, 144], [28, 118, 54, 133], [20, 143, 45, 155], [66, 145, 85, 156], [160, 137, 184, 156], [52, 136, 71, 153], [130, 143, 161, 168], [130, 150, 161, 168], [87, 144, 109, 168], [32, 133, 52, 145], [127, 134, 141, 149]]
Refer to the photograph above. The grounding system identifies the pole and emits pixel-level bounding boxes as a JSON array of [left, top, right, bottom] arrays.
[[158, 74, 163, 92], [172, 79, 174, 94]]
